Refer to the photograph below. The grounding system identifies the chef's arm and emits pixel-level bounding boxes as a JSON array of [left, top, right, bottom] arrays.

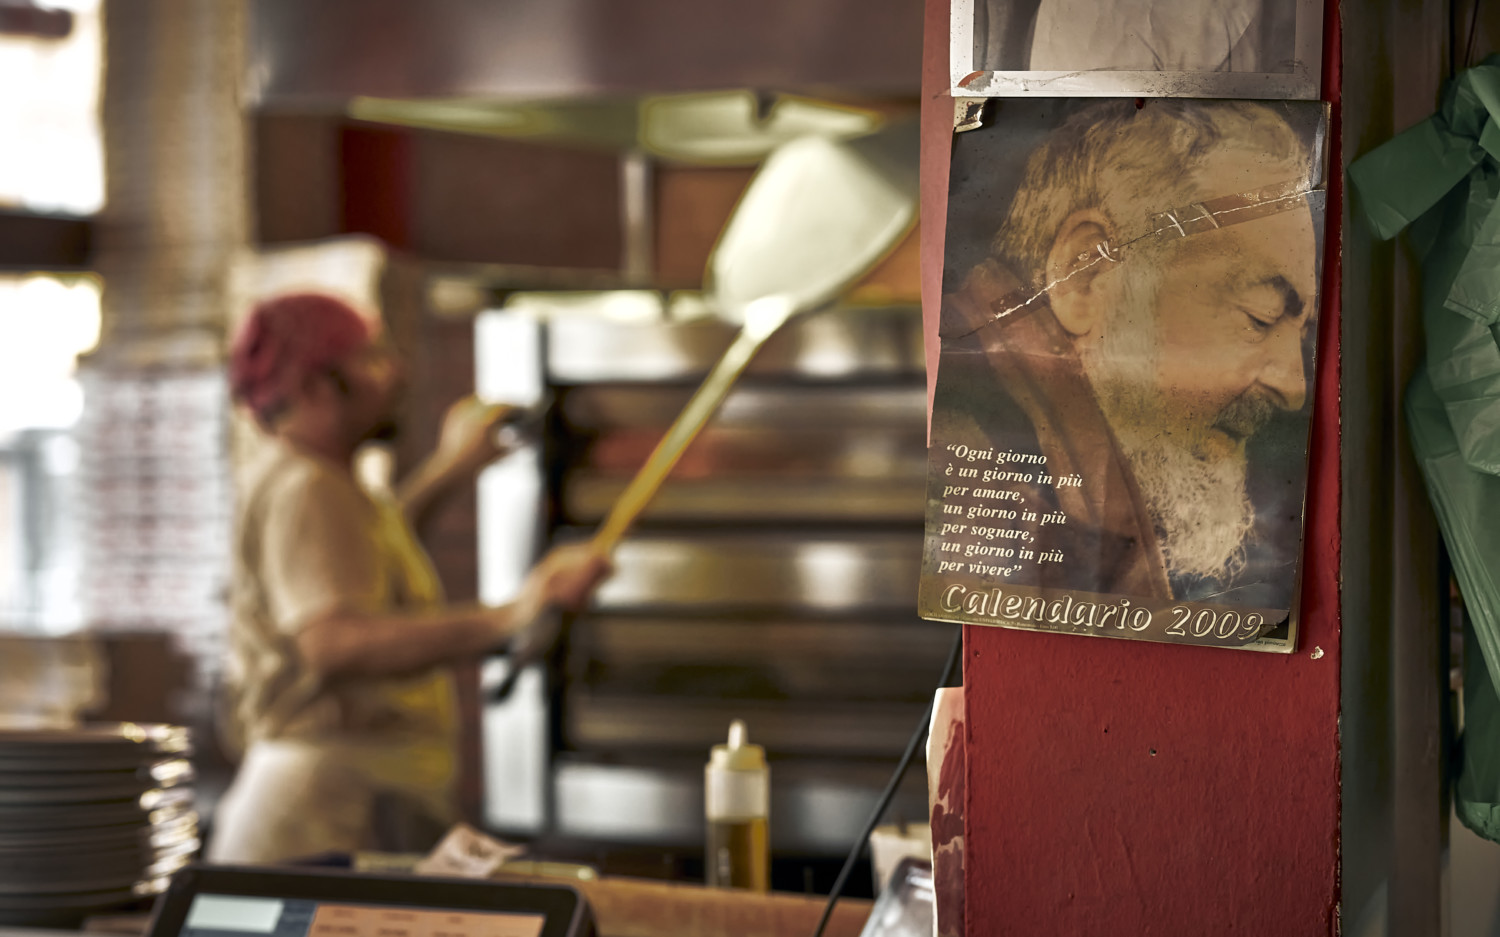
[[395, 456, 472, 531], [296, 602, 532, 683], [295, 543, 611, 684], [397, 398, 518, 529]]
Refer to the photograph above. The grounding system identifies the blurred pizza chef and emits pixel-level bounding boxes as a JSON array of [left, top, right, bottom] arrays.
[[208, 292, 610, 864]]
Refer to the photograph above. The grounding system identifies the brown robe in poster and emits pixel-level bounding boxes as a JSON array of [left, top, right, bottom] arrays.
[[933, 258, 1173, 601]]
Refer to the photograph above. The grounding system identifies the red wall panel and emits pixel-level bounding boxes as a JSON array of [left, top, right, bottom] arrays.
[[336, 123, 623, 270], [654, 166, 755, 289], [340, 124, 414, 249], [411, 132, 622, 270], [919, 1, 1344, 933]]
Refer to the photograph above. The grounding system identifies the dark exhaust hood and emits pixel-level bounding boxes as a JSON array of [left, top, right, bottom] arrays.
[[248, 0, 924, 109]]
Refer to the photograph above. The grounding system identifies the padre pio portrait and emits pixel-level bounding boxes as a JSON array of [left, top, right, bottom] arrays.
[[919, 98, 1329, 650]]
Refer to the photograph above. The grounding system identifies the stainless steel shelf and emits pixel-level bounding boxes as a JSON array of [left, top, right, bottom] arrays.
[[553, 756, 931, 854], [585, 531, 924, 613], [547, 305, 923, 383], [560, 384, 929, 429], [573, 616, 955, 701], [563, 475, 925, 524], [480, 298, 938, 850], [566, 694, 933, 757]]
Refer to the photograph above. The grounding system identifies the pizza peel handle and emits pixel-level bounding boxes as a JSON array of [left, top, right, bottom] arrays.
[[591, 123, 919, 552], [488, 301, 797, 702], [490, 123, 918, 702], [588, 298, 795, 553]]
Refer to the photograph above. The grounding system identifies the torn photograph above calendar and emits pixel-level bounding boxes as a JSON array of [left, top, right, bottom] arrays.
[[950, 0, 1324, 100]]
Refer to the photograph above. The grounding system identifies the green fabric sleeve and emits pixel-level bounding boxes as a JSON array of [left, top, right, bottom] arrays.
[[1351, 56, 1500, 844]]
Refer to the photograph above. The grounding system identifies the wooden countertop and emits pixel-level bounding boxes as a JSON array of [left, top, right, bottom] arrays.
[[1, 879, 873, 937], [554, 874, 872, 937]]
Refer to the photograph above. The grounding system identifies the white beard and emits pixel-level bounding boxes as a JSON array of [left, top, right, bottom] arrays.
[[1077, 262, 1255, 585], [1114, 431, 1253, 584]]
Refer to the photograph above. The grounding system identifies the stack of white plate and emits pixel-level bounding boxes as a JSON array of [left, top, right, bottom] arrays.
[[0, 724, 198, 927]]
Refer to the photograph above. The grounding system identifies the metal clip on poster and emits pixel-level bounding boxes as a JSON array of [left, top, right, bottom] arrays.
[[490, 121, 919, 701]]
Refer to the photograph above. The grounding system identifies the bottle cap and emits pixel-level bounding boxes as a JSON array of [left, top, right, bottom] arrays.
[[709, 719, 766, 773]]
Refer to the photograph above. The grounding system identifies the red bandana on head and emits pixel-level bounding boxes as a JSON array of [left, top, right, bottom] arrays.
[[228, 293, 372, 427]]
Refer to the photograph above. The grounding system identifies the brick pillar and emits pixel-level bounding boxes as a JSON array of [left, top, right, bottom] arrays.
[[77, 0, 248, 723]]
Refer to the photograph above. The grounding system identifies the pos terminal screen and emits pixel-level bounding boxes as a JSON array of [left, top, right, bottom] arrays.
[[181, 895, 546, 937]]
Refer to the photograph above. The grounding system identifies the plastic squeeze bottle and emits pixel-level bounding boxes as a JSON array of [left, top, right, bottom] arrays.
[[705, 719, 770, 891]]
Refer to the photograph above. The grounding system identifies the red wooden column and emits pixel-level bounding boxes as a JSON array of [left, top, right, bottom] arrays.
[[919, 2, 1344, 933]]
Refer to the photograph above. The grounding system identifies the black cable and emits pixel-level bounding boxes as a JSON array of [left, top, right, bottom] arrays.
[[1452, 0, 1460, 78], [809, 625, 964, 937]]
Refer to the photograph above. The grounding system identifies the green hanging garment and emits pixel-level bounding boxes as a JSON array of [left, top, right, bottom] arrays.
[[1350, 54, 1500, 843]]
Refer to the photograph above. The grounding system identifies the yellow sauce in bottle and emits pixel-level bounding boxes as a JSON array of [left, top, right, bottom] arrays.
[[705, 719, 770, 892], [707, 816, 770, 891]]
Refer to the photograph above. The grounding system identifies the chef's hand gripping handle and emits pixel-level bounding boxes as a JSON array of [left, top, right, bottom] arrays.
[[489, 606, 569, 702]]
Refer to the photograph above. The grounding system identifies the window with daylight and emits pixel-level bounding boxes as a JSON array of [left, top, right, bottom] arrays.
[[0, 0, 104, 215], [0, 274, 100, 632]]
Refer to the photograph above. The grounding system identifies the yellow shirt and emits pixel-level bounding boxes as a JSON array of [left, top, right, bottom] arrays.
[[224, 441, 457, 814]]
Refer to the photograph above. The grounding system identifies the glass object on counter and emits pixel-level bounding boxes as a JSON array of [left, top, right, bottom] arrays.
[[857, 857, 935, 937], [704, 719, 769, 892]]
